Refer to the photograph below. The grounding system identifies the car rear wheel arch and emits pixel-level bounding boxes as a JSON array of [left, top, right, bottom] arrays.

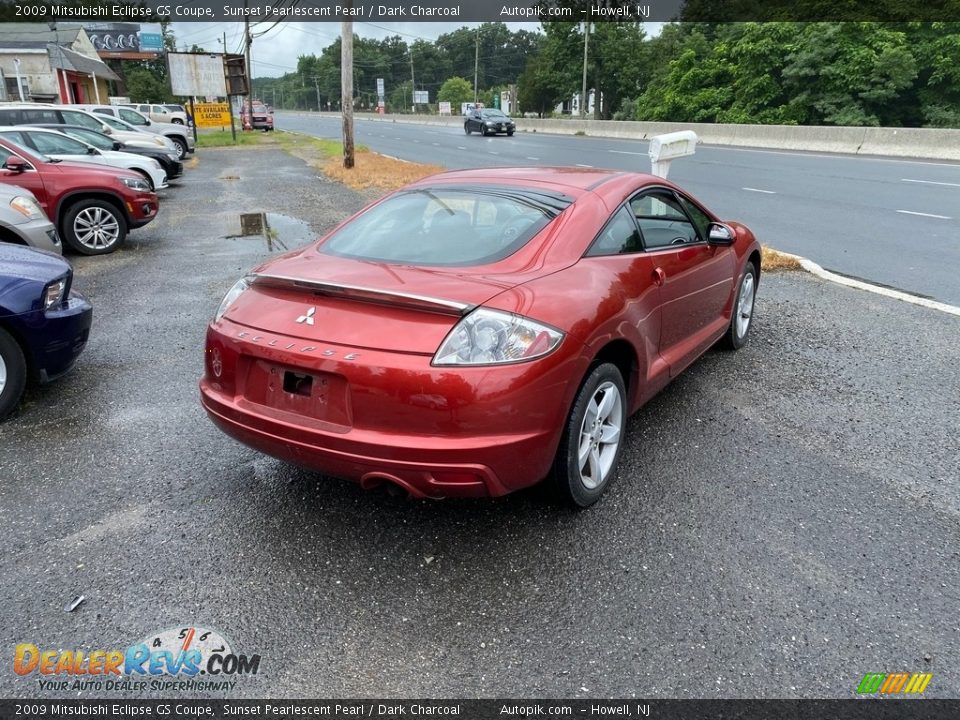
[[0, 227, 27, 246], [592, 339, 639, 409], [0, 325, 28, 420]]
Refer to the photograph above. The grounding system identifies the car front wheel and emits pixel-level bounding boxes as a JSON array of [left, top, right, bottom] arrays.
[[464, 123, 471, 134], [171, 137, 188, 159], [62, 199, 127, 255], [552, 362, 627, 507], [721, 262, 757, 349], [0, 327, 27, 421]]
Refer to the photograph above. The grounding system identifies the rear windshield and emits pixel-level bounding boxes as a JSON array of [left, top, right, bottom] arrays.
[[320, 187, 567, 266]]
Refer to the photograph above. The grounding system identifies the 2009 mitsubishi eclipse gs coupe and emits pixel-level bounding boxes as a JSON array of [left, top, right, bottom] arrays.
[[200, 167, 762, 506]]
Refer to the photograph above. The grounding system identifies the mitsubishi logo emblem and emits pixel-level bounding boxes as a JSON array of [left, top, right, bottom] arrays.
[[296, 306, 316, 325]]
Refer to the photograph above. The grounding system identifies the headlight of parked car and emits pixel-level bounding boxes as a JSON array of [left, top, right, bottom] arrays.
[[433, 308, 564, 366], [43, 278, 67, 310], [9, 195, 45, 220], [119, 176, 151, 191], [215, 277, 251, 321]]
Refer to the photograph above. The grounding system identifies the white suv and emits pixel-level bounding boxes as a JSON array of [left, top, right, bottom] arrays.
[[123, 103, 190, 126]]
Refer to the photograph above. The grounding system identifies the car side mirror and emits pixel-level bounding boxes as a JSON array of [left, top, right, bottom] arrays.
[[707, 222, 735, 245], [4, 156, 27, 173], [112, 141, 123, 150], [144, 119, 152, 126], [87, 146, 98, 155], [101, 124, 113, 135]]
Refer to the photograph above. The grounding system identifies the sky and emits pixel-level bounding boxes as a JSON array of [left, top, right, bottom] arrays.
[[170, 21, 544, 78]]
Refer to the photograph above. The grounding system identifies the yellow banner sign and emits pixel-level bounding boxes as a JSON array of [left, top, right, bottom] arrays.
[[193, 102, 231, 128]]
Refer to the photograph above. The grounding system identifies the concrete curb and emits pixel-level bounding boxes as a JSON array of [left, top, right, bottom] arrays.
[[775, 251, 960, 318]]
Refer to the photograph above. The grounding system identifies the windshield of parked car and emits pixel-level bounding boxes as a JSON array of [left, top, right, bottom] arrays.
[[320, 187, 565, 266], [60, 127, 113, 150]]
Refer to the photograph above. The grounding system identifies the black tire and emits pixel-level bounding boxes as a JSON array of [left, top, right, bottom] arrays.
[[721, 262, 758, 350], [61, 199, 127, 255], [464, 123, 471, 135], [171, 137, 188, 160], [172, 118, 184, 125], [480, 126, 489, 136], [0, 326, 27, 421], [551, 362, 627, 508], [507, 131, 514, 136]]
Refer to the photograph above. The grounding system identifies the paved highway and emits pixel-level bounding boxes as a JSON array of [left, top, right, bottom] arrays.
[[277, 112, 960, 306]]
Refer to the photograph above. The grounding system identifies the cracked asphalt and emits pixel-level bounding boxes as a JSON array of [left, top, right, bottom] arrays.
[[0, 142, 957, 700]]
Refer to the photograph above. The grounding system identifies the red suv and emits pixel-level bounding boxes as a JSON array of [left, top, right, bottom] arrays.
[[0, 137, 158, 255]]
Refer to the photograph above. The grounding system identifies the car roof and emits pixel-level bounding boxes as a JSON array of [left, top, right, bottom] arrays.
[[413, 167, 666, 200]]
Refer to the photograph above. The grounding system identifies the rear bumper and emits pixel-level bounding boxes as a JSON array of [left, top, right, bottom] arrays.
[[200, 385, 551, 498], [199, 318, 582, 498]]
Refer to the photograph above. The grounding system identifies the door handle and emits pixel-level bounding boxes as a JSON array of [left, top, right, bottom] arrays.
[[653, 267, 666, 286]]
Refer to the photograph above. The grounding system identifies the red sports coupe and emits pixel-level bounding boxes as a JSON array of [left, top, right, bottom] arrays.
[[200, 167, 761, 506]]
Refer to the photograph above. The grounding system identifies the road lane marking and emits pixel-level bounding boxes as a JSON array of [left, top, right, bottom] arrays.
[[896, 210, 952, 219], [901, 178, 960, 188], [526, 156, 539, 160], [743, 187, 776, 194], [432, 142, 439, 146], [457, 146, 467, 150], [609, 150, 646, 156], [774, 250, 960, 317], [489, 151, 499, 155], [576, 163, 593, 167]]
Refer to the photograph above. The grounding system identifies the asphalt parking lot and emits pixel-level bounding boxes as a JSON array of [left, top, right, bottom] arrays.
[[1, 143, 957, 699]]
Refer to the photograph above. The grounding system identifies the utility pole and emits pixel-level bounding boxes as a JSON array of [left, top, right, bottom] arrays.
[[341, 20, 354, 168], [580, 22, 590, 118], [244, 15, 252, 130], [473, 27, 480, 103], [311, 76, 321, 111], [409, 48, 416, 113], [222, 31, 236, 142]]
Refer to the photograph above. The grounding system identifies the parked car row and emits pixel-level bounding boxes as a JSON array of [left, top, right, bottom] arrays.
[[0, 101, 198, 420]]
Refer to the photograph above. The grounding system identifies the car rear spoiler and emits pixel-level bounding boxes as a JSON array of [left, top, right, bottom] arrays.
[[251, 273, 474, 317]]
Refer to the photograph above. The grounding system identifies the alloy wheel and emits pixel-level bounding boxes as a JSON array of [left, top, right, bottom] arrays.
[[736, 272, 755, 340], [577, 381, 623, 490], [73, 206, 121, 251]]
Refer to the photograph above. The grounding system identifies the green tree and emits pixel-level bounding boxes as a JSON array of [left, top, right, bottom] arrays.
[[437, 76, 473, 107]]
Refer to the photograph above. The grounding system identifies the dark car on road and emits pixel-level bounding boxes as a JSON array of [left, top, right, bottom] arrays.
[[464, 108, 515, 136], [0, 244, 92, 419], [0, 138, 159, 255]]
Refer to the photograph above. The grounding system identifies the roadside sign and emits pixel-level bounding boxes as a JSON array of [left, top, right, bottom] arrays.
[[438, 101, 451, 115], [194, 102, 231, 128], [376, 77, 385, 99], [413, 90, 429, 104]]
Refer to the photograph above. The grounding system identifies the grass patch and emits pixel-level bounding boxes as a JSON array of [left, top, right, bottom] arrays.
[[762, 246, 804, 272], [273, 130, 442, 193], [195, 130, 271, 148], [323, 152, 445, 192]]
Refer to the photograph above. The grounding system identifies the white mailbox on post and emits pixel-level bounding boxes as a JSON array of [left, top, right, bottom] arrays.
[[648, 130, 699, 178]]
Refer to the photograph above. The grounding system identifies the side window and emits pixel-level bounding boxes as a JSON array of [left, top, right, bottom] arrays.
[[678, 196, 711, 242], [152, 105, 166, 114], [0, 131, 27, 146], [586, 206, 642, 256], [119, 109, 147, 125], [29, 132, 89, 155], [21, 109, 59, 123], [0, 110, 20, 125], [93, 108, 112, 116], [61, 110, 103, 130], [630, 190, 699, 249]]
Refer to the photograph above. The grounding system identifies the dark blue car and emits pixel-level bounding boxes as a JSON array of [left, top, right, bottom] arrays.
[[0, 245, 92, 419]]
